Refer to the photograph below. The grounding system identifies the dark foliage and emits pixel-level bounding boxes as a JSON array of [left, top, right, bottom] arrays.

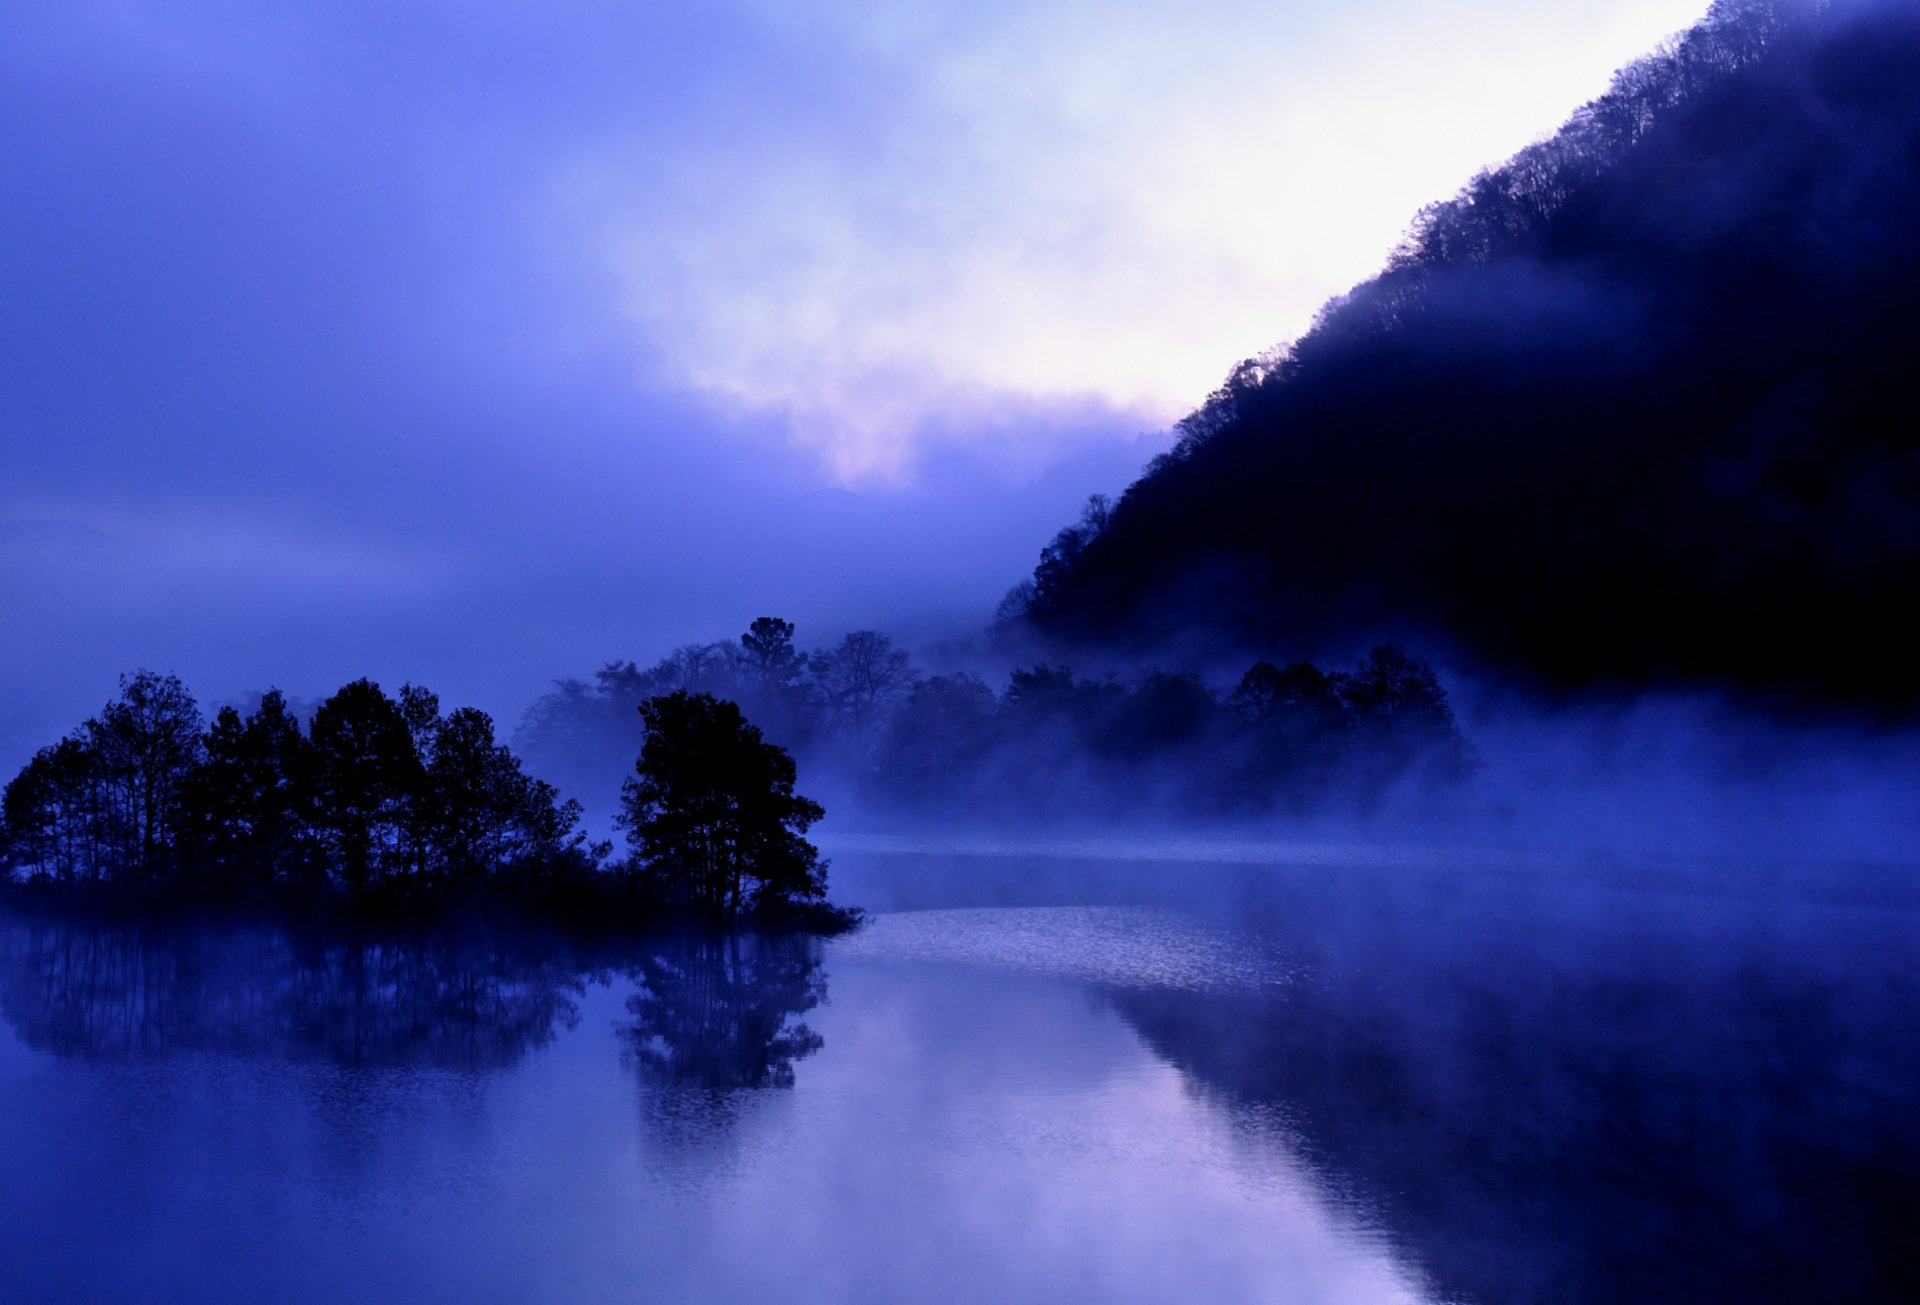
[[0, 913, 593, 1072], [0, 671, 639, 927], [616, 691, 848, 927], [521, 619, 1478, 827], [1017, 0, 1920, 707], [941, 649, 1476, 820], [619, 932, 827, 1091], [0, 910, 834, 1132]]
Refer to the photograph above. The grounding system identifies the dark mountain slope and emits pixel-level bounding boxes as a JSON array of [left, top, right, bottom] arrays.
[[1020, 0, 1920, 706]]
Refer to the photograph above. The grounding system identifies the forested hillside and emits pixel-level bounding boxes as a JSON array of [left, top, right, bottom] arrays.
[[1017, 0, 1920, 706]]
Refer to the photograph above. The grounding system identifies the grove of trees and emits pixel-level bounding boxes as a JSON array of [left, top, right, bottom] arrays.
[[1, 671, 598, 913], [2, 627, 1476, 925], [1, 667, 856, 932], [516, 618, 1479, 827], [617, 691, 838, 927]]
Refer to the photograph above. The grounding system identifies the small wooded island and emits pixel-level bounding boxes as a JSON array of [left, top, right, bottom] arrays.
[[1, 616, 1476, 935], [0, 670, 859, 934]]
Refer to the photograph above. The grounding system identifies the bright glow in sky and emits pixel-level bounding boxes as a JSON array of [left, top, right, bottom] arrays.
[[0, 0, 1711, 756], [568, 0, 1711, 476]]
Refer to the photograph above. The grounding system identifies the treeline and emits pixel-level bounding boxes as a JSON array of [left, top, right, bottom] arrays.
[[1, 671, 856, 932], [0, 671, 601, 914], [0, 632, 1476, 913], [1013, 0, 1920, 706], [517, 619, 1477, 825]]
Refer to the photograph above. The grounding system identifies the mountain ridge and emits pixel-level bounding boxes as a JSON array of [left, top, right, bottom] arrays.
[[1015, 0, 1920, 709]]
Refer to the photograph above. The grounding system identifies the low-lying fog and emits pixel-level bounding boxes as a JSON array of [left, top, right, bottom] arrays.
[[3, 839, 1912, 1304]]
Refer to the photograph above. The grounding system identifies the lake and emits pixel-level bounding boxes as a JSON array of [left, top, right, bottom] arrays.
[[1, 838, 1914, 1303]]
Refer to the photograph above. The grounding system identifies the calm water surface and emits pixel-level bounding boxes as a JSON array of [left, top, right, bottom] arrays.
[[1, 843, 1914, 1303]]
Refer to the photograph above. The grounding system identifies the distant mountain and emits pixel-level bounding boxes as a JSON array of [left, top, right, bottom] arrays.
[[1016, 0, 1920, 707]]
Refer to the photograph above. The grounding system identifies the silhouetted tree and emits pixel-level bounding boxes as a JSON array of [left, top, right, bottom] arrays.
[[1001, 665, 1121, 735], [1032, 494, 1113, 608], [1337, 646, 1477, 785], [880, 673, 998, 801], [1232, 662, 1350, 768], [179, 690, 317, 894], [2, 735, 108, 883], [738, 617, 802, 689], [619, 932, 826, 1090], [421, 704, 588, 886], [424, 706, 522, 882], [811, 630, 916, 739], [993, 578, 1037, 624], [88, 670, 203, 884], [1, 672, 201, 887], [0, 673, 713, 927], [654, 643, 741, 699], [307, 680, 422, 895], [1094, 670, 1216, 761], [520, 626, 1479, 827], [618, 692, 830, 923], [733, 616, 812, 741]]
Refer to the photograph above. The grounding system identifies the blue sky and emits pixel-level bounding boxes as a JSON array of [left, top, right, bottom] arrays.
[[0, 0, 1708, 758]]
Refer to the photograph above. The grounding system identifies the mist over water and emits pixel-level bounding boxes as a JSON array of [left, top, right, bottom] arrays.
[[3, 838, 1913, 1304], [3, 1, 1917, 1299]]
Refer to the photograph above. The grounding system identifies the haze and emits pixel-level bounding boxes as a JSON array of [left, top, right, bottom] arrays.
[[2, 0, 1708, 770]]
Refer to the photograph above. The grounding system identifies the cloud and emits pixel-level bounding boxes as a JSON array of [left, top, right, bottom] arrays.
[[6, 1, 1708, 481], [565, 0, 1711, 477], [0, 0, 1713, 769]]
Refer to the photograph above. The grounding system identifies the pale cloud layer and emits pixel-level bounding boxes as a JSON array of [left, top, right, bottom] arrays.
[[570, 0, 1711, 477], [21, 1, 1709, 481], [0, 0, 1710, 762]]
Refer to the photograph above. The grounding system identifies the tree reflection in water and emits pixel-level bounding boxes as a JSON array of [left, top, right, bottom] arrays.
[[1102, 883, 1920, 1305], [0, 914, 593, 1072], [618, 933, 826, 1091], [0, 912, 832, 1107]]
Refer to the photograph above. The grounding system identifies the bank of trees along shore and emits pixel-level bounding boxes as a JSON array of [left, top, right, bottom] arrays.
[[1, 623, 1472, 924], [0, 671, 848, 931], [519, 618, 1478, 825], [1, 672, 596, 908]]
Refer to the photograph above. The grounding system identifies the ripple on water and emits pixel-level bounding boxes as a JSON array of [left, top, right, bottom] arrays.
[[832, 905, 1303, 993]]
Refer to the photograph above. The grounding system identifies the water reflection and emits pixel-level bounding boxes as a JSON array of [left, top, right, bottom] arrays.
[[620, 934, 826, 1090], [1093, 878, 1920, 1305], [0, 913, 833, 1098], [830, 856, 1920, 1305], [0, 855, 1912, 1305], [0, 915, 592, 1072]]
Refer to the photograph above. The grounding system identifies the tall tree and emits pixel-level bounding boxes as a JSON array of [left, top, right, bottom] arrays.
[[308, 680, 421, 894], [85, 671, 203, 884], [423, 705, 585, 885], [735, 616, 811, 735], [1, 735, 108, 884], [738, 617, 802, 687], [1337, 646, 1477, 784], [810, 630, 916, 739], [618, 692, 827, 921], [181, 689, 318, 893]]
